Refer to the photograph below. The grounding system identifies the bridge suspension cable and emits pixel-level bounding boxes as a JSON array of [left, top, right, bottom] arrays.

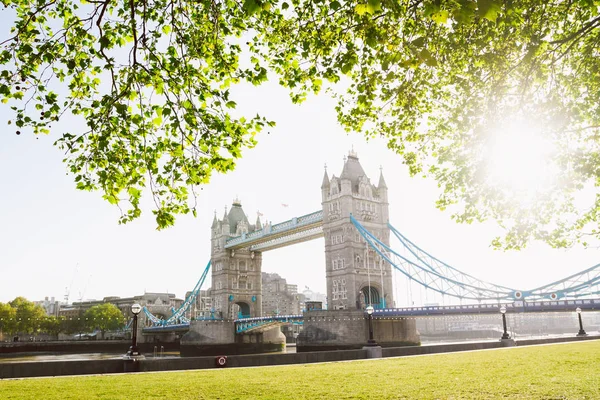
[[387, 221, 600, 300], [351, 215, 516, 301], [387, 222, 518, 299], [352, 215, 600, 301], [143, 260, 211, 326]]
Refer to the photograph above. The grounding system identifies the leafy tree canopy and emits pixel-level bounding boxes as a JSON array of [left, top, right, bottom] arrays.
[[2, 0, 599, 249], [0, 302, 17, 335], [8, 297, 47, 334], [41, 315, 62, 336], [83, 303, 125, 334]]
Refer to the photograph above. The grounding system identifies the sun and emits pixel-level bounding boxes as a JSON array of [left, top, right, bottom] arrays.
[[481, 117, 559, 206]]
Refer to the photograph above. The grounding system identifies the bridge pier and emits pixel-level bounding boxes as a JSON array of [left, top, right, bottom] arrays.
[[297, 310, 420, 352], [180, 320, 285, 357]]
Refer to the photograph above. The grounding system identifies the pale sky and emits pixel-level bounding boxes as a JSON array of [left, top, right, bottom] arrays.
[[1, 14, 599, 307]]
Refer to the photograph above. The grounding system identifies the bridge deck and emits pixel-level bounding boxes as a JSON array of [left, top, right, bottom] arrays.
[[141, 299, 600, 333], [374, 299, 600, 317], [224, 210, 323, 251]]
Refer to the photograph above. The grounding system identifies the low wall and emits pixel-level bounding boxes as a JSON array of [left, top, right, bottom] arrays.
[[143, 349, 368, 373], [0, 340, 179, 355], [0, 359, 124, 379], [0, 349, 368, 379], [382, 341, 507, 358], [515, 335, 600, 346], [2, 336, 598, 379]]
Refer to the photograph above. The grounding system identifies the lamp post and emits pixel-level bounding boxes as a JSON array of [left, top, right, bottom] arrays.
[[500, 305, 510, 340], [125, 303, 143, 358], [576, 307, 587, 336], [366, 305, 378, 346]]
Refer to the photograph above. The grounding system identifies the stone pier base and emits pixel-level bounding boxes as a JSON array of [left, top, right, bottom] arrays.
[[180, 320, 286, 357], [297, 310, 420, 352]]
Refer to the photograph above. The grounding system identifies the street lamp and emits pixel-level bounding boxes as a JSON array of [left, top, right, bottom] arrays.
[[576, 307, 587, 336], [500, 305, 510, 340], [365, 305, 378, 346], [125, 303, 143, 357]]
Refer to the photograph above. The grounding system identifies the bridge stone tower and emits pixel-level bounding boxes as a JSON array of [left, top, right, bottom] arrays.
[[210, 198, 263, 319], [321, 150, 394, 310]]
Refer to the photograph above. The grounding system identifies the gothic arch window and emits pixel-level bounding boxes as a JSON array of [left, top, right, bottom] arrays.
[[356, 255, 361, 267]]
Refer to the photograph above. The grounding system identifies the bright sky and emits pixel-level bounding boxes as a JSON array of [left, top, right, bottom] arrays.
[[1, 14, 598, 307]]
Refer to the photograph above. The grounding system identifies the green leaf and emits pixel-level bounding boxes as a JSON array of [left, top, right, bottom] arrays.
[[431, 10, 449, 24], [477, 0, 501, 22], [367, 0, 382, 13], [243, 0, 262, 15], [330, 1, 341, 11], [411, 37, 426, 47], [355, 4, 369, 16]]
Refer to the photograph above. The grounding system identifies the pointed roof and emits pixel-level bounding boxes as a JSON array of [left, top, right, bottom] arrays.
[[255, 214, 262, 230], [340, 150, 367, 187], [228, 199, 249, 234], [222, 206, 229, 224], [321, 167, 330, 189], [211, 211, 218, 228], [378, 167, 388, 189]]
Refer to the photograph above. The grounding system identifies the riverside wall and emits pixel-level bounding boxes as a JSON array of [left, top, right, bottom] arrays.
[[0, 340, 179, 355], [297, 310, 420, 351], [1, 336, 598, 379]]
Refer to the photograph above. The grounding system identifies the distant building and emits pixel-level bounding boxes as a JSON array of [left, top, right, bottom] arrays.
[[185, 288, 214, 319], [262, 272, 303, 315], [301, 287, 327, 309], [34, 296, 61, 317], [58, 292, 183, 322]]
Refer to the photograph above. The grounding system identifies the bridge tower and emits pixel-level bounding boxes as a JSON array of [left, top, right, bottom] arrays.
[[210, 198, 263, 319], [321, 150, 394, 310]]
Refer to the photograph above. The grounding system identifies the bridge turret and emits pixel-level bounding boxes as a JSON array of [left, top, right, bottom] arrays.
[[322, 150, 394, 311], [211, 198, 263, 319]]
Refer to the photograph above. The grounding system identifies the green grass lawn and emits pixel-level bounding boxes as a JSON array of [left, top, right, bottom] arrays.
[[1, 341, 599, 399]]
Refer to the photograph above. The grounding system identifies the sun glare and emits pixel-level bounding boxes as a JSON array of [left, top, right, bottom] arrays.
[[482, 118, 559, 206]]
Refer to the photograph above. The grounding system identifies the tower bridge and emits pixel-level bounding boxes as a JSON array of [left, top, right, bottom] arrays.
[[209, 149, 393, 321], [138, 150, 600, 355]]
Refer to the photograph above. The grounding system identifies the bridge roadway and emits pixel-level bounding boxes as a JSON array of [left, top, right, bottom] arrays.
[[373, 298, 600, 317], [223, 210, 323, 252], [141, 298, 600, 334]]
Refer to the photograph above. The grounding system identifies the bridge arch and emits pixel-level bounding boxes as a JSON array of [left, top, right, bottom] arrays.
[[360, 285, 381, 308], [232, 301, 251, 319]]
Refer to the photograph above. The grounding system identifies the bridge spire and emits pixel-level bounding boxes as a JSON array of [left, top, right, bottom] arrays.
[[321, 166, 330, 189], [211, 210, 218, 228], [255, 212, 262, 230], [378, 166, 387, 189]]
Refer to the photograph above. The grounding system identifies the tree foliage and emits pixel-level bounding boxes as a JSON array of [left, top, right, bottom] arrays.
[[41, 315, 62, 336], [2, 0, 600, 248], [0, 302, 17, 336], [83, 303, 125, 336], [8, 297, 48, 334]]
